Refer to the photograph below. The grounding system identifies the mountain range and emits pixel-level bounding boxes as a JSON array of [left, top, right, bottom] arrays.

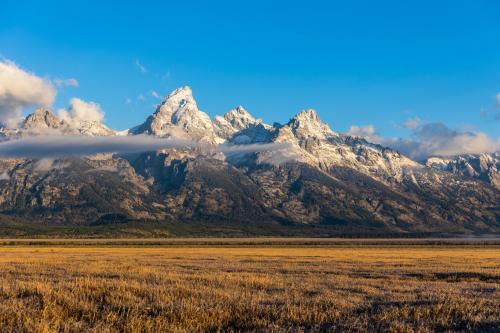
[[0, 86, 498, 236]]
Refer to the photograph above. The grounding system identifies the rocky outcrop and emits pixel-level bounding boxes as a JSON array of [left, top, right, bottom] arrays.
[[0, 86, 497, 234], [426, 153, 500, 189]]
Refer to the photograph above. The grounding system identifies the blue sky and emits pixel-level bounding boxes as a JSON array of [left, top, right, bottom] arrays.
[[1, 0, 499, 139]]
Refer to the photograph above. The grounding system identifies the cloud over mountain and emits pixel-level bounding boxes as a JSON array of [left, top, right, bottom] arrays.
[[346, 125, 381, 144], [386, 122, 500, 160], [0, 60, 56, 127], [58, 98, 105, 125]]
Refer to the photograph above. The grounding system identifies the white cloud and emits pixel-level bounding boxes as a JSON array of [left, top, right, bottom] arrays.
[[0, 60, 56, 127], [58, 98, 104, 125], [135, 59, 147, 74], [33, 158, 71, 172], [386, 122, 500, 160], [137, 94, 145, 101], [346, 121, 500, 160], [151, 90, 161, 99], [54, 78, 79, 88], [403, 117, 421, 129], [346, 124, 382, 144], [125, 98, 132, 105], [161, 72, 171, 81]]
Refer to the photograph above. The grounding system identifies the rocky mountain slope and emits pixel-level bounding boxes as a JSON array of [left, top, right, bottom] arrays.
[[0, 86, 498, 235], [426, 153, 500, 190]]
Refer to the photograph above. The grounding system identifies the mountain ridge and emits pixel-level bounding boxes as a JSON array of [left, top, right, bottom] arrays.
[[0, 86, 498, 235]]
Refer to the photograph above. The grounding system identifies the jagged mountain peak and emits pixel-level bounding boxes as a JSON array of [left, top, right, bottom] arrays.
[[74, 120, 115, 136], [167, 85, 193, 98], [230, 105, 251, 116], [426, 153, 500, 189], [214, 106, 272, 142], [158, 85, 197, 114], [292, 109, 320, 123], [22, 108, 64, 130], [131, 86, 216, 142], [18, 108, 114, 136], [216, 106, 255, 127], [287, 109, 336, 140]]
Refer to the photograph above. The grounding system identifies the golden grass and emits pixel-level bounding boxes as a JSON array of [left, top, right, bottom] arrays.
[[0, 246, 498, 332]]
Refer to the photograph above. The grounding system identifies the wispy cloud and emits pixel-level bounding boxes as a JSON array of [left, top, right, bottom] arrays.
[[495, 92, 500, 120], [151, 90, 161, 99], [54, 78, 79, 88], [0, 59, 56, 127], [161, 72, 171, 81], [403, 117, 421, 129], [134, 59, 147, 74], [33, 158, 71, 172]]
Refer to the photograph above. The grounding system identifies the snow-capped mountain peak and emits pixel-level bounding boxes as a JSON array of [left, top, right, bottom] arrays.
[[287, 109, 336, 140], [131, 86, 216, 142], [73, 120, 115, 136], [426, 153, 500, 189], [166, 85, 193, 101], [224, 106, 255, 125], [158, 85, 198, 121], [21, 108, 64, 130], [17, 108, 115, 136], [213, 106, 267, 140]]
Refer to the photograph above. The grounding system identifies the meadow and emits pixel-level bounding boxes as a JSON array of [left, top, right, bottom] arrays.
[[0, 242, 498, 332]]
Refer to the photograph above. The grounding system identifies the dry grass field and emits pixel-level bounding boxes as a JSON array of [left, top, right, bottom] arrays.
[[0, 244, 498, 332]]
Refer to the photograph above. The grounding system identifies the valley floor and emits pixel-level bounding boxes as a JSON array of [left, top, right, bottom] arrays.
[[0, 244, 498, 332]]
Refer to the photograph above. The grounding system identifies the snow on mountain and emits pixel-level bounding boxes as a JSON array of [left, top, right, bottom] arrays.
[[131, 86, 218, 143], [0, 86, 498, 231], [238, 108, 422, 184], [0, 108, 115, 137], [1, 85, 497, 191], [214, 106, 257, 139], [426, 153, 500, 189], [72, 119, 115, 136], [22, 108, 64, 130], [287, 109, 337, 141]]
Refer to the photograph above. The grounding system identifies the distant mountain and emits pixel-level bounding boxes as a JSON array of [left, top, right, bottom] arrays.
[[1, 108, 115, 137], [0, 86, 498, 235], [213, 106, 267, 140], [426, 153, 500, 189]]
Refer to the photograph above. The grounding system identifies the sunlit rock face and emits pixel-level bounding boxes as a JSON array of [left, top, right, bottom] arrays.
[[426, 153, 500, 189], [0, 86, 497, 233]]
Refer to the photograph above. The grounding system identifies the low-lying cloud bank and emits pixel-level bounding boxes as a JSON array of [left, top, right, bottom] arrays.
[[0, 135, 293, 161]]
